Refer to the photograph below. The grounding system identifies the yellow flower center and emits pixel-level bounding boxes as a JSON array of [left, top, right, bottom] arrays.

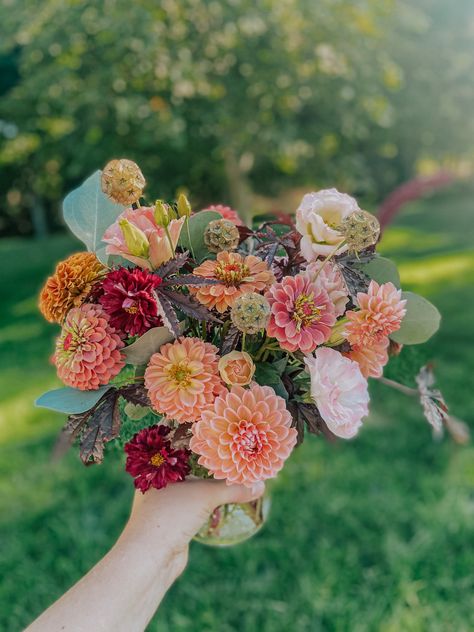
[[168, 361, 192, 387], [293, 293, 324, 331], [150, 452, 165, 467], [215, 262, 250, 286]]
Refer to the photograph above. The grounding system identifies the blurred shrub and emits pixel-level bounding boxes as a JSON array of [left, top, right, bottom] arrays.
[[0, 0, 473, 236]]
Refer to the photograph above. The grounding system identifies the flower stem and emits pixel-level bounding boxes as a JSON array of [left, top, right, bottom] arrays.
[[378, 376, 418, 397], [313, 238, 346, 280]]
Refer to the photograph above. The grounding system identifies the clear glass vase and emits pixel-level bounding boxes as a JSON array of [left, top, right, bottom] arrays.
[[194, 493, 271, 547]]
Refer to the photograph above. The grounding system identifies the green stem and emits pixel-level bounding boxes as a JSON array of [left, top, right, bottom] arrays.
[[242, 332, 247, 351], [185, 216, 196, 261], [313, 238, 346, 280], [378, 376, 418, 397], [164, 224, 176, 256]]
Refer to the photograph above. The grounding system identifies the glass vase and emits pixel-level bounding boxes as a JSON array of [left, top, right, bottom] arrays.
[[194, 493, 271, 547]]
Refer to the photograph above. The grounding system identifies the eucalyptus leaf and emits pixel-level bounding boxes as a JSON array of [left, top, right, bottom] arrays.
[[391, 291, 441, 345], [63, 170, 125, 262], [123, 322, 186, 365], [35, 385, 111, 414], [178, 210, 221, 262], [358, 256, 401, 288]]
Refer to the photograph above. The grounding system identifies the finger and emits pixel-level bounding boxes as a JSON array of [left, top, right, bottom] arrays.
[[209, 480, 265, 507]]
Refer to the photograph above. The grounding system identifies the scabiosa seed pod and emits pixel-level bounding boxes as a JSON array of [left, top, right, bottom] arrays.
[[340, 210, 380, 253], [204, 219, 240, 253], [231, 292, 271, 334], [101, 158, 146, 206]]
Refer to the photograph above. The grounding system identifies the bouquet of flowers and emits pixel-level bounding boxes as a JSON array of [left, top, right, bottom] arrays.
[[36, 159, 466, 545]]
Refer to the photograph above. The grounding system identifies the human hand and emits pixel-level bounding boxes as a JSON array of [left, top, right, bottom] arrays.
[[124, 479, 265, 585]]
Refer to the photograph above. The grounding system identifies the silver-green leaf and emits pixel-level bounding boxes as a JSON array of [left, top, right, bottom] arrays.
[[35, 385, 111, 414], [391, 291, 441, 345], [178, 210, 221, 262], [63, 170, 125, 262]]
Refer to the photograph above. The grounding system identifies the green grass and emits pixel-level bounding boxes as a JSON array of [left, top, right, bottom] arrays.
[[0, 188, 473, 631]]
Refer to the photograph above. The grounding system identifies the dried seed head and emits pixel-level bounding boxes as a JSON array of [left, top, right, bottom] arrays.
[[231, 292, 271, 334], [340, 210, 380, 252], [204, 219, 240, 253], [101, 159, 146, 206]]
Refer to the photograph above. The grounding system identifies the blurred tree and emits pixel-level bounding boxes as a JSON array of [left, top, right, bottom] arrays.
[[0, 0, 472, 235]]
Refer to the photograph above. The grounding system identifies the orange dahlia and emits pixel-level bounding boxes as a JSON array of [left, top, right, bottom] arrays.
[[344, 337, 389, 378], [144, 337, 225, 423], [39, 252, 106, 324], [53, 304, 124, 390], [345, 281, 407, 347], [190, 384, 297, 487], [190, 251, 275, 313]]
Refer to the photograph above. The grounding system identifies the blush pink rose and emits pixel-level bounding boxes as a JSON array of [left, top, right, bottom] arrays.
[[103, 206, 184, 270], [218, 351, 255, 386], [304, 347, 369, 439], [295, 188, 360, 261]]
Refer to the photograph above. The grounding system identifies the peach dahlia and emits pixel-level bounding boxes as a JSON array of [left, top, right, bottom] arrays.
[[190, 384, 297, 487], [144, 337, 225, 423], [190, 251, 275, 313]]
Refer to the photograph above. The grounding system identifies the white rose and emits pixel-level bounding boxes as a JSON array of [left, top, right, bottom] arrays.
[[295, 188, 360, 261]]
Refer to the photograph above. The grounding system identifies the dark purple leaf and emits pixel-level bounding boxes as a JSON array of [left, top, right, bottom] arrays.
[[161, 274, 219, 288], [160, 289, 222, 323], [220, 325, 241, 355], [119, 383, 151, 407], [154, 251, 190, 278], [154, 291, 181, 336], [79, 391, 121, 465]]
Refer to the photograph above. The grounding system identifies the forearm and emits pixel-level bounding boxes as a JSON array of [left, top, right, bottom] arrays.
[[26, 514, 185, 632]]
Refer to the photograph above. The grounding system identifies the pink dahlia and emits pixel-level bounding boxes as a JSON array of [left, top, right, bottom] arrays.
[[345, 281, 407, 346], [125, 425, 191, 493], [53, 304, 124, 390], [99, 267, 162, 337], [190, 384, 297, 487], [203, 204, 244, 226], [305, 347, 369, 439], [305, 260, 349, 317], [265, 273, 336, 354], [144, 337, 225, 423], [345, 337, 389, 379], [103, 206, 184, 270]]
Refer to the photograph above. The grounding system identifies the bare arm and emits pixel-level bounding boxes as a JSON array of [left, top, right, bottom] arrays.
[[26, 479, 264, 632]]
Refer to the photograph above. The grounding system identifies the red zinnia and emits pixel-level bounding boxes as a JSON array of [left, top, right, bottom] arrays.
[[99, 267, 162, 337], [125, 425, 191, 493]]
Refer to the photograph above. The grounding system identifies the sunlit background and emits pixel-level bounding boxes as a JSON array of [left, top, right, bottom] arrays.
[[1, 1, 473, 630]]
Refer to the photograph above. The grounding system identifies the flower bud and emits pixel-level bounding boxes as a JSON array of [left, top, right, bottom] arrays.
[[340, 210, 380, 253], [218, 351, 255, 386], [231, 292, 271, 335], [154, 200, 170, 227], [204, 219, 240, 253], [326, 318, 348, 346], [177, 193, 192, 218], [119, 219, 149, 258], [101, 158, 146, 205]]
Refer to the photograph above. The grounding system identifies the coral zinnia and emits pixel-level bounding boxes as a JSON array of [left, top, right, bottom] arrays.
[[125, 425, 191, 493], [99, 267, 162, 337], [39, 252, 106, 324], [203, 204, 244, 226], [345, 281, 406, 347], [190, 251, 275, 313], [344, 337, 390, 379], [53, 304, 124, 390], [190, 384, 297, 487], [265, 273, 336, 354], [144, 337, 225, 423]]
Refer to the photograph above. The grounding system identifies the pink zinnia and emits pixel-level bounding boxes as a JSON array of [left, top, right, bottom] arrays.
[[53, 304, 124, 390], [99, 267, 162, 337], [125, 425, 191, 493], [190, 384, 297, 487], [203, 204, 244, 226], [345, 337, 390, 379], [144, 337, 225, 423], [345, 281, 407, 346], [305, 347, 369, 439], [265, 273, 336, 354]]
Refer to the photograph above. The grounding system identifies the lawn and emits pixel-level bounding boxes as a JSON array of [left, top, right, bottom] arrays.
[[0, 187, 473, 631]]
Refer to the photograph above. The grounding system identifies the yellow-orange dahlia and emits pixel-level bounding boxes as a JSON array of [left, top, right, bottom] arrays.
[[190, 251, 275, 313], [39, 252, 106, 324], [190, 384, 298, 487], [144, 337, 225, 423]]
